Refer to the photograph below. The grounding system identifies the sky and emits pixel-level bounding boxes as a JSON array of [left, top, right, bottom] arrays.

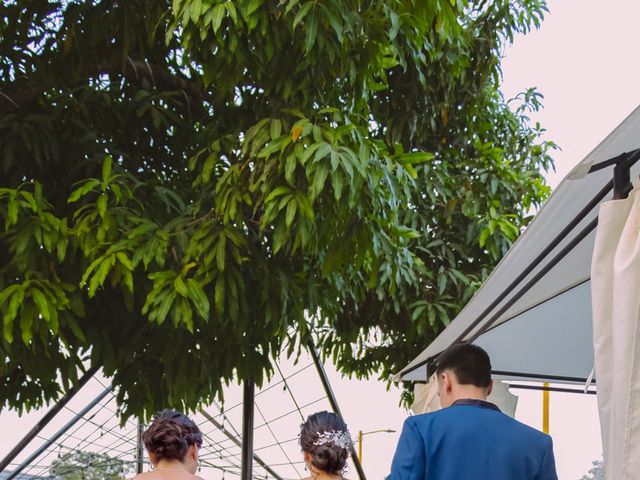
[[3, 1, 640, 479]]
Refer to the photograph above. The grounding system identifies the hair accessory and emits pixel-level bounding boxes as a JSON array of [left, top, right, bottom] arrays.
[[313, 430, 352, 449]]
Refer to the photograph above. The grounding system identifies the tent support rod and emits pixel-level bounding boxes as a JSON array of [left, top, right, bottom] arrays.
[[0, 366, 99, 474], [200, 409, 283, 480], [5, 387, 111, 480], [508, 384, 597, 395], [241, 380, 255, 480], [136, 420, 145, 474], [308, 341, 367, 480], [492, 370, 595, 384], [410, 148, 640, 378]]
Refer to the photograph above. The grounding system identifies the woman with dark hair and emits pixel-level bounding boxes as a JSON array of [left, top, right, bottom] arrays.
[[132, 409, 204, 480], [299, 411, 352, 480]]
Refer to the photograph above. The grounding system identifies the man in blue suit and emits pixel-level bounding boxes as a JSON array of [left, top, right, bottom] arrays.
[[389, 343, 558, 480]]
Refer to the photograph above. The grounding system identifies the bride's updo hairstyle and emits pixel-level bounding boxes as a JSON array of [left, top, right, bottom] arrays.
[[142, 409, 203, 462], [300, 411, 352, 474]]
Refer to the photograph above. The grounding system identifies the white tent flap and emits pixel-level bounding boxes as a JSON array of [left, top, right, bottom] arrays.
[[592, 186, 640, 479]]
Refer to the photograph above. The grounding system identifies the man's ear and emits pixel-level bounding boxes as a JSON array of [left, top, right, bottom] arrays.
[[487, 379, 494, 397], [440, 371, 453, 393]]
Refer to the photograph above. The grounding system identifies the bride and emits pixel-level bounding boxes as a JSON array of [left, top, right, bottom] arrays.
[[299, 411, 352, 480]]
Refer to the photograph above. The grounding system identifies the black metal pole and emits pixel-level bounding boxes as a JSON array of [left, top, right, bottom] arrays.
[[6, 387, 111, 480], [241, 380, 255, 480], [0, 366, 98, 474], [200, 409, 283, 480], [136, 420, 145, 474], [308, 342, 367, 480], [508, 384, 597, 395]]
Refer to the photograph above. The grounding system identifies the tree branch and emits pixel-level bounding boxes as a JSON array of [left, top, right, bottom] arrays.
[[0, 58, 206, 115]]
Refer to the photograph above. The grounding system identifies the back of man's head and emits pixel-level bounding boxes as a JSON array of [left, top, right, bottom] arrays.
[[436, 343, 492, 388]]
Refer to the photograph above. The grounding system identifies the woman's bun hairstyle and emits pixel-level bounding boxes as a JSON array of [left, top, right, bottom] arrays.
[[142, 409, 203, 462], [299, 411, 350, 474]]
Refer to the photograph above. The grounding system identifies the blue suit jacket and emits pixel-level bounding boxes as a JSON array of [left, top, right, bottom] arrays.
[[389, 399, 558, 480]]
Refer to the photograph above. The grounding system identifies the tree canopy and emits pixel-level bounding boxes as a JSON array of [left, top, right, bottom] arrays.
[[0, 0, 554, 418], [49, 450, 131, 480]]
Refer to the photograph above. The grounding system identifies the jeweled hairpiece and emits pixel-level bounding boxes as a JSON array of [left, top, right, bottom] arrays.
[[313, 430, 352, 449]]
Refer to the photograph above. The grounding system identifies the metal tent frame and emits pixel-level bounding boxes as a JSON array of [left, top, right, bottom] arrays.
[[1, 346, 367, 480]]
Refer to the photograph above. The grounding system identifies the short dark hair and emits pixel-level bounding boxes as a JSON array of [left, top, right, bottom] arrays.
[[299, 411, 350, 474], [436, 343, 492, 388], [142, 409, 203, 462]]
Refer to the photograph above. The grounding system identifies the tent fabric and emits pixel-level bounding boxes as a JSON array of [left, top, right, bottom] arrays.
[[591, 187, 640, 479], [398, 104, 640, 383], [411, 377, 518, 418]]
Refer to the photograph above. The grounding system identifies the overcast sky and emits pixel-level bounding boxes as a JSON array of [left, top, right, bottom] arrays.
[[3, 1, 640, 479]]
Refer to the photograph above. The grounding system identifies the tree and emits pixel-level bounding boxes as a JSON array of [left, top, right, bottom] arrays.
[[581, 458, 605, 480], [49, 450, 131, 480], [0, 0, 554, 417]]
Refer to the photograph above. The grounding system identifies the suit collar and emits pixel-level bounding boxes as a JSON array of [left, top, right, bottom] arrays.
[[451, 398, 501, 411]]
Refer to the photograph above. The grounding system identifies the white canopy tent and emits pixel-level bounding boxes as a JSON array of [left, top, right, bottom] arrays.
[[397, 105, 640, 387]]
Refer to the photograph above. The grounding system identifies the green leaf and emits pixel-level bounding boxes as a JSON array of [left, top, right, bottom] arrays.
[[270, 119, 282, 140], [293, 2, 313, 30], [265, 186, 291, 203], [437, 272, 447, 294], [389, 9, 400, 40], [68, 179, 101, 203], [102, 156, 113, 184], [6, 193, 18, 228], [226, 2, 238, 23], [174, 275, 188, 296], [304, 11, 318, 54], [214, 277, 225, 314], [313, 143, 331, 164], [211, 4, 226, 33], [186, 278, 209, 320], [285, 154, 297, 184], [397, 152, 435, 165], [247, 0, 263, 15], [312, 161, 330, 197], [97, 193, 108, 218], [479, 228, 489, 247], [155, 291, 177, 325], [331, 170, 344, 200], [285, 198, 297, 227], [31, 289, 51, 323], [257, 137, 289, 158], [215, 234, 226, 271], [20, 305, 36, 345]]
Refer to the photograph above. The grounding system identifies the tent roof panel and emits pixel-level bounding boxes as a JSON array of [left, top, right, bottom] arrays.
[[399, 104, 640, 382]]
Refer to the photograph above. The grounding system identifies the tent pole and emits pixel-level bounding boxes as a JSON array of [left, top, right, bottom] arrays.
[[613, 158, 633, 199], [0, 366, 98, 474], [508, 384, 596, 395], [5, 387, 111, 480], [308, 342, 368, 480], [542, 383, 550, 434], [241, 380, 255, 480], [136, 420, 145, 474], [200, 409, 283, 480]]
